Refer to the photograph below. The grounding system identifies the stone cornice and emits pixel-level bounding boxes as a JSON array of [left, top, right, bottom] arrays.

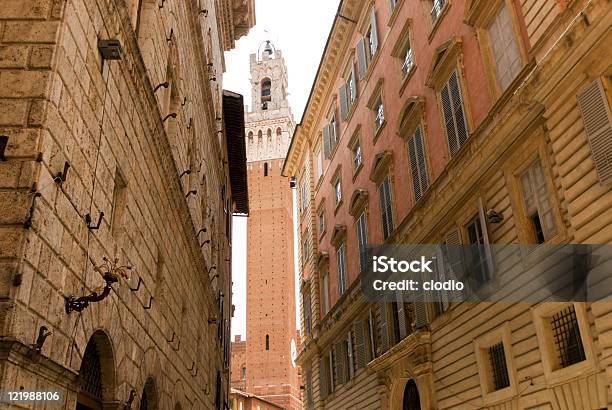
[[283, 0, 363, 177]]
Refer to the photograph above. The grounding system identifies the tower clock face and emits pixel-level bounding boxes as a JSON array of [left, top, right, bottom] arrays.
[[290, 339, 297, 368]]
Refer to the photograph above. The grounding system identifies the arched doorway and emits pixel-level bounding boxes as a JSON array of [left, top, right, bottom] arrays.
[[139, 377, 158, 410], [402, 380, 421, 410], [76, 330, 116, 410]]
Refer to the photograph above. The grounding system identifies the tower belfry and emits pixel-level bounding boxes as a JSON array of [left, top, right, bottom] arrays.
[[243, 41, 301, 409]]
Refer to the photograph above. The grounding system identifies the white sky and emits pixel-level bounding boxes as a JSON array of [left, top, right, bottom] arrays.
[[225, 0, 340, 339]]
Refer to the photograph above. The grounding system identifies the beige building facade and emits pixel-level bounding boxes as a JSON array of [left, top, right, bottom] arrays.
[[0, 0, 253, 408], [284, 0, 612, 409]]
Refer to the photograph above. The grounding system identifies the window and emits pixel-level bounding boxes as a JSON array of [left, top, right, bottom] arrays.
[[302, 232, 310, 264], [323, 109, 339, 158], [304, 293, 312, 335], [487, 2, 522, 91], [265, 334, 270, 350], [337, 243, 347, 295], [345, 331, 355, 380], [315, 147, 323, 181], [300, 178, 309, 213], [321, 272, 330, 315], [356, 8, 379, 79], [334, 179, 343, 207], [261, 78, 271, 102], [488, 342, 510, 391], [263, 162, 269, 177], [241, 367, 246, 380], [402, 380, 421, 410], [367, 309, 377, 360], [318, 210, 326, 237], [267, 128, 272, 142], [247, 131, 253, 143], [407, 125, 429, 201], [374, 96, 385, 131], [389, 0, 398, 11], [465, 215, 490, 287], [356, 212, 368, 273], [378, 176, 394, 240], [352, 140, 362, 171], [519, 158, 555, 243], [340, 62, 358, 121], [258, 130, 263, 143], [402, 47, 414, 77], [550, 305, 586, 368], [305, 369, 313, 405], [430, 0, 446, 24], [111, 168, 128, 237], [441, 70, 469, 157]]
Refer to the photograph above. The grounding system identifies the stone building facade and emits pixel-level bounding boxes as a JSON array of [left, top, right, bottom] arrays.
[[0, 0, 253, 408], [230, 42, 302, 410], [284, 0, 612, 408]]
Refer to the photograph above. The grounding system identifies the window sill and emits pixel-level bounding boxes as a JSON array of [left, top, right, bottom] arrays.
[[333, 199, 344, 216], [346, 97, 359, 123], [373, 120, 387, 145], [398, 65, 417, 97], [427, 4, 450, 43], [352, 163, 364, 182]]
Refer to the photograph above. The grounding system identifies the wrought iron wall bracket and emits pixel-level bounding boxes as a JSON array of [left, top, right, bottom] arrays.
[[53, 162, 71, 183], [85, 212, 104, 230], [65, 274, 118, 314], [179, 169, 191, 178], [30, 326, 52, 353], [23, 192, 42, 229], [154, 82, 169, 93], [162, 113, 177, 122], [172, 340, 180, 351], [129, 277, 142, 291], [143, 296, 153, 310], [185, 190, 197, 198]]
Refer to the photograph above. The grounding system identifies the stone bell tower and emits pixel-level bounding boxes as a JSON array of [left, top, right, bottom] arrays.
[[242, 41, 301, 409]]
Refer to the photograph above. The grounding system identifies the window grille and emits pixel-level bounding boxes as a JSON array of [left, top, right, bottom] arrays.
[[375, 100, 385, 129], [79, 342, 103, 401], [551, 306, 586, 368], [402, 48, 414, 76], [488, 342, 510, 391]]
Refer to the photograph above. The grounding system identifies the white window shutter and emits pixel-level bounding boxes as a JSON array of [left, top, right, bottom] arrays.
[[377, 301, 389, 353], [397, 296, 407, 339], [449, 71, 469, 147], [478, 198, 495, 276], [441, 81, 459, 156], [347, 331, 354, 379], [356, 38, 367, 80], [577, 78, 612, 184], [353, 321, 366, 369], [370, 9, 379, 53], [319, 358, 328, 398], [339, 84, 348, 121], [350, 65, 358, 101]]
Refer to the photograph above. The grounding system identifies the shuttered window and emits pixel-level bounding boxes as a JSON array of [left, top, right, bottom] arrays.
[[346, 331, 354, 380], [305, 369, 313, 405], [441, 70, 469, 157], [377, 302, 390, 354], [337, 243, 347, 295], [340, 67, 358, 122], [378, 176, 394, 240], [520, 158, 555, 243], [353, 320, 367, 369], [577, 78, 612, 185], [304, 292, 312, 335], [487, 2, 522, 91], [315, 148, 323, 181], [465, 215, 491, 287], [357, 8, 379, 79], [322, 271, 330, 315], [407, 125, 429, 201], [357, 212, 368, 273]]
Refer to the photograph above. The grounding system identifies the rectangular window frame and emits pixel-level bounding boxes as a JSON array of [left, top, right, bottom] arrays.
[[337, 243, 347, 296]]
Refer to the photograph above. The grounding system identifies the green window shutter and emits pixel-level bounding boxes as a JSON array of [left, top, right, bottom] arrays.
[[577, 78, 612, 184]]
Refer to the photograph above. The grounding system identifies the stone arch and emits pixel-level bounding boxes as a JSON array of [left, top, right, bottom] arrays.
[[276, 127, 282, 136], [139, 377, 159, 410], [76, 329, 117, 408], [261, 77, 272, 102], [257, 130, 263, 142], [247, 131, 253, 142], [388, 373, 429, 410], [267, 128, 272, 142]]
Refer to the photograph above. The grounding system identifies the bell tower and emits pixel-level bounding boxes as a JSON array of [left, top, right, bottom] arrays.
[[242, 41, 301, 410]]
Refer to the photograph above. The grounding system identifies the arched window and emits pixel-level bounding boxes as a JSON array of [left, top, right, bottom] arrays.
[[77, 331, 116, 410], [402, 380, 421, 410], [247, 131, 253, 143], [276, 127, 282, 136], [265, 334, 270, 350], [261, 78, 272, 102], [257, 130, 263, 143], [267, 129, 272, 142], [264, 162, 269, 177], [139, 378, 158, 410]]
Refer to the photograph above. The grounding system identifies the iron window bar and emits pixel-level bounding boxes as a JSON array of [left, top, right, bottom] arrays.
[[488, 342, 510, 391], [551, 305, 586, 368]]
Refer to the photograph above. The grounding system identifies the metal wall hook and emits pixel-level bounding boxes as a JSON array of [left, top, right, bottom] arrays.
[[85, 212, 104, 230], [158, 0, 166, 9], [154, 82, 169, 93], [143, 296, 153, 310], [162, 112, 177, 122], [188, 362, 195, 371], [166, 332, 175, 343], [201, 240, 210, 247], [209, 76, 216, 82], [53, 162, 71, 183], [172, 340, 180, 351], [199, 9, 208, 16], [209, 273, 219, 282], [185, 190, 197, 198], [0, 135, 9, 161], [31, 326, 52, 353], [179, 169, 191, 178], [166, 28, 174, 42], [181, 97, 187, 106], [208, 266, 217, 274], [197, 228, 207, 236], [186, 118, 193, 129], [123, 390, 136, 410], [129, 277, 142, 292], [23, 192, 42, 229]]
